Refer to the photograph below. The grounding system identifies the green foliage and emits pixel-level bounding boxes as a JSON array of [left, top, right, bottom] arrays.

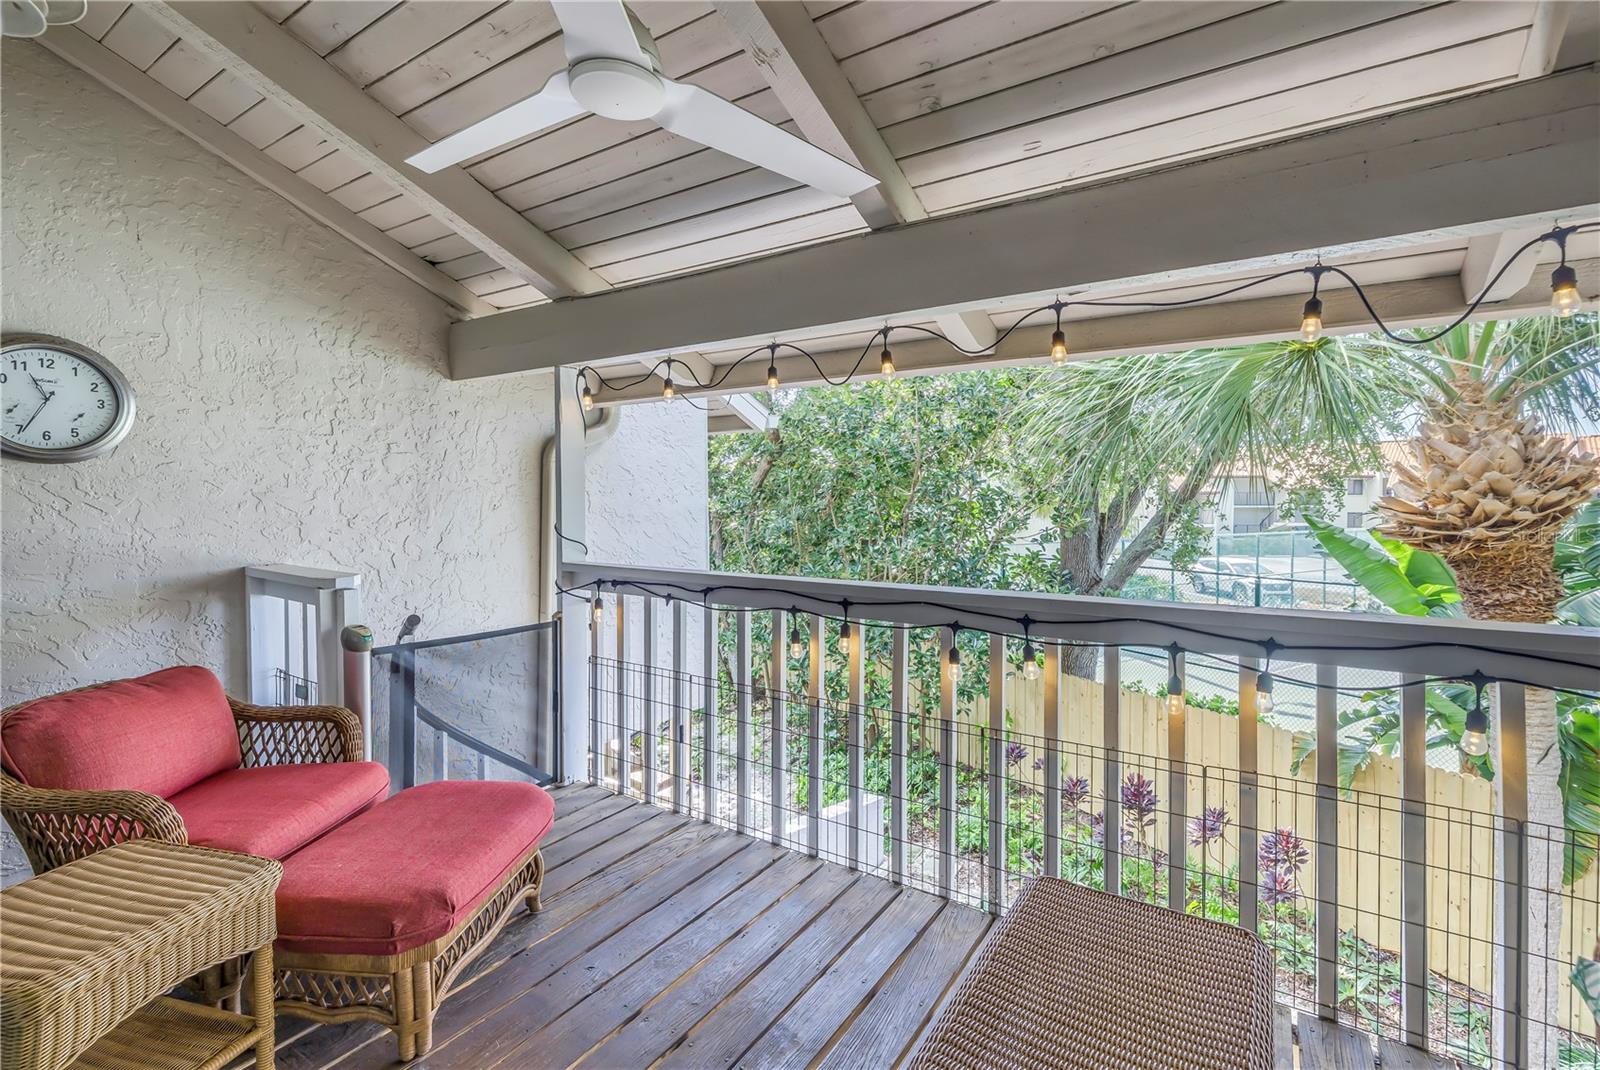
[[1558, 499, 1600, 626], [1304, 517, 1461, 616]]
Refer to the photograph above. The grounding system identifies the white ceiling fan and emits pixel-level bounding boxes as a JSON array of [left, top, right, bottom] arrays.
[[405, 0, 879, 199]]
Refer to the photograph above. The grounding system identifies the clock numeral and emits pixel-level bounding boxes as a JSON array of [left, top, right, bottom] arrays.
[[71, 429, 80, 439], [40, 431, 50, 442], [0, 373, 7, 384], [8, 360, 24, 371], [37, 357, 54, 369], [90, 383, 99, 392], [97, 400, 107, 409]]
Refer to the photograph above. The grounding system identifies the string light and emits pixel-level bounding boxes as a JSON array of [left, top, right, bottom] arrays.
[[1552, 264, 1582, 317], [591, 597, 604, 625], [839, 600, 851, 642], [789, 617, 804, 659], [581, 382, 595, 411], [661, 376, 675, 400], [946, 629, 963, 683], [1021, 617, 1040, 680], [1050, 301, 1068, 365], [573, 223, 1595, 408], [1460, 673, 1490, 757], [1166, 645, 1185, 720], [1256, 640, 1277, 717]]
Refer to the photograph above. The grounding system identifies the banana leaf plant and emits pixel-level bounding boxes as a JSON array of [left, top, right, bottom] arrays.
[[1301, 513, 1600, 884]]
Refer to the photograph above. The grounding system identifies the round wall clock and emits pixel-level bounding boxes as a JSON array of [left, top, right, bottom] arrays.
[[1, 334, 136, 462]]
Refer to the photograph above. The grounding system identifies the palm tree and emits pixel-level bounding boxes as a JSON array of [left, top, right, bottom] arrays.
[[1370, 318, 1600, 621]]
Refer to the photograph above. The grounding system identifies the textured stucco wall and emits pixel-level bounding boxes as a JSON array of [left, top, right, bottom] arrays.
[[0, 44, 707, 879]]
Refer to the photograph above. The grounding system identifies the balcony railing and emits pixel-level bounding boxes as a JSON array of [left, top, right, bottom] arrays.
[[566, 562, 1600, 1070]]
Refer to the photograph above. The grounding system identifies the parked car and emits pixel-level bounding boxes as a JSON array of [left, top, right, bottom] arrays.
[[1189, 557, 1296, 605]]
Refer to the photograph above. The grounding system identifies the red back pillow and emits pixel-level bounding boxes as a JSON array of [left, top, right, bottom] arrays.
[[1, 666, 242, 798]]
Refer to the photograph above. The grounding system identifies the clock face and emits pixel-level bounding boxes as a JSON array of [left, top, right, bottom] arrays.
[[1, 337, 135, 462]]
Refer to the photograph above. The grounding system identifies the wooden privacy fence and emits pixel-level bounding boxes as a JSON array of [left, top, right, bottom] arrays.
[[950, 672, 1599, 1032]]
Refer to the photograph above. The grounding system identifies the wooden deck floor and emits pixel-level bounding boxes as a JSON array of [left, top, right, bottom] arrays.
[[271, 783, 1452, 1069]]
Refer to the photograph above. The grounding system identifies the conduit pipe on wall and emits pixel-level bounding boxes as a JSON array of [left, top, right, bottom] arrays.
[[537, 405, 620, 621]]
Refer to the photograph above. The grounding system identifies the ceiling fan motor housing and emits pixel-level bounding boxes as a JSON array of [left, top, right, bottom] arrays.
[[569, 58, 666, 120]]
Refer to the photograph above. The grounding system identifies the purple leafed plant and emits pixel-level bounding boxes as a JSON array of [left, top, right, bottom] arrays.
[[1189, 806, 1231, 849], [1006, 740, 1028, 767], [1120, 772, 1159, 831], [1062, 775, 1091, 815], [1088, 809, 1106, 845], [1258, 828, 1309, 875], [1261, 866, 1299, 907]]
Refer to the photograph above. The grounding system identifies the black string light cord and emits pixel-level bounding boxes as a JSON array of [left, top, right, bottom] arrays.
[[565, 577, 1600, 704], [573, 222, 1597, 411]]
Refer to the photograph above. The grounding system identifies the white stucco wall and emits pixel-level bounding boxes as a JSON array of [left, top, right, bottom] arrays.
[[0, 44, 707, 879]]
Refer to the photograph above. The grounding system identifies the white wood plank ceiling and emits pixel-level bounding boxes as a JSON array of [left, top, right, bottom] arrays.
[[43, 0, 1594, 327]]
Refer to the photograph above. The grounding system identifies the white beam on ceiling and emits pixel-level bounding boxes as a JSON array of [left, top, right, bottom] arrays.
[[705, 393, 777, 434], [595, 259, 1600, 404], [143, 1, 609, 300], [1460, 228, 1547, 303], [713, 0, 996, 354], [1518, 1, 1574, 78], [450, 68, 1600, 379], [36, 27, 495, 319]]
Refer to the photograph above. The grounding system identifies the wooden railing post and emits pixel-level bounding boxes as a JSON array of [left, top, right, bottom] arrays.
[[1043, 642, 1062, 878], [1237, 656, 1259, 936], [847, 617, 865, 871], [1494, 681, 1530, 1070], [1167, 650, 1187, 913], [807, 614, 823, 857], [672, 599, 688, 814], [1315, 664, 1339, 1020], [588, 597, 602, 786], [890, 626, 908, 884], [642, 595, 658, 804], [769, 609, 788, 846], [701, 603, 717, 823], [736, 611, 752, 835], [939, 627, 957, 899], [1102, 646, 1122, 897], [988, 632, 1006, 912], [1400, 674, 1429, 1048]]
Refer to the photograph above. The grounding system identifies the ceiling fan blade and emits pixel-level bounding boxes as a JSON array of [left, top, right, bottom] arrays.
[[406, 72, 585, 173], [654, 81, 878, 199], [550, 0, 650, 67]]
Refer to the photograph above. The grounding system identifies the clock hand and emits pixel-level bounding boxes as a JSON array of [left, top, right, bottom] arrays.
[[27, 373, 48, 399], [15, 390, 52, 437]]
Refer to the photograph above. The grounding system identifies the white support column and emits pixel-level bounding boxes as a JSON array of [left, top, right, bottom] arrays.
[[807, 614, 824, 857], [702, 603, 718, 823], [1400, 675, 1429, 1049], [1043, 643, 1062, 878], [1315, 664, 1340, 1020], [847, 617, 865, 870], [672, 599, 689, 814], [1103, 646, 1122, 897], [615, 595, 630, 795], [939, 628, 957, 899], [890, 626, 908, 884], [1495, 682, 1530, 1070], [988, 632, 1006, 912], [1167, 651, 1188, 913], [770, 609, 788, 846], [1237, 656, 1260, 936], [642, 595, 658, 805], [553, 366, 591, 786], [736, 611, 752, 835]]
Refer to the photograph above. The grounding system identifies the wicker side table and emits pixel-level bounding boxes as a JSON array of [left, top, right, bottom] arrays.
[[1, 840, 282, 1070]]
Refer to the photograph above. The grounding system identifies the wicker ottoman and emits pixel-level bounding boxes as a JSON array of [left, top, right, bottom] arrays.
[[0, 840, 281, 1070], [910, 877, 1276, 1070], [272, 780, 554, 1061]]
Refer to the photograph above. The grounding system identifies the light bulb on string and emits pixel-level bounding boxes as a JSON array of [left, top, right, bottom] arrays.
[[1460, 673, 1490, 758], [838, 602, 851, 643], [1256, 641, 1277, 718], [580, 382, 595, 411], [789, 618, 804, 659], [767, 363, 780, 390], [661, 377, 675, 400], [946, 630, 962, 684], [1166, 645, 1185, 720], [591, 597, 604, 625], [1050, 301, 1068, 365], [1300, 297, 1324, 342], [1552, 264, 1581, 318], [1021, 619, 1040, 680], [879, 345, 895, 378]]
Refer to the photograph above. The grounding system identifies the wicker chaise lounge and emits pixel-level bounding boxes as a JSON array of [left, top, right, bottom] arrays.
[[1, 665, 556, 1062]]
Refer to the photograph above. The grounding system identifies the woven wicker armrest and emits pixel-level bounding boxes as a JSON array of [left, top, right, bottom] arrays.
[[0, 772, 186, 876], [229, 697, 364, 766]]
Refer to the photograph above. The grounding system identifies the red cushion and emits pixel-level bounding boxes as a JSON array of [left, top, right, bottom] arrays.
[[169, 761, 390, 859], [0, 667, 242, 798], [275, 780, 554, 958]]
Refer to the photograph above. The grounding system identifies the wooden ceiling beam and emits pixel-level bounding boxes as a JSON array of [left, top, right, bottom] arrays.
[[36, 27, 495, 319], [1518, 1, 1574, 78], [450, 68, 1600, 378], [593, 259, 1600, 404], [143, 1, 609, 300], [713, 1, 997, 352], [1460, 228, 1546, 304]]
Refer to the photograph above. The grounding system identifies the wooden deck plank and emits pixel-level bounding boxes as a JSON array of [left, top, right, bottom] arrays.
[[538, 803, 682, 882], [1275, 1004, 1296, 1070], [1297, 1011, 1376, 1070], [738, 885, 954, 1070], [613, 876, 901, 1069], [812, 897, 993, 1070], [1375, 1035, 1456, 1069], [419, 848, 817, 1069]]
